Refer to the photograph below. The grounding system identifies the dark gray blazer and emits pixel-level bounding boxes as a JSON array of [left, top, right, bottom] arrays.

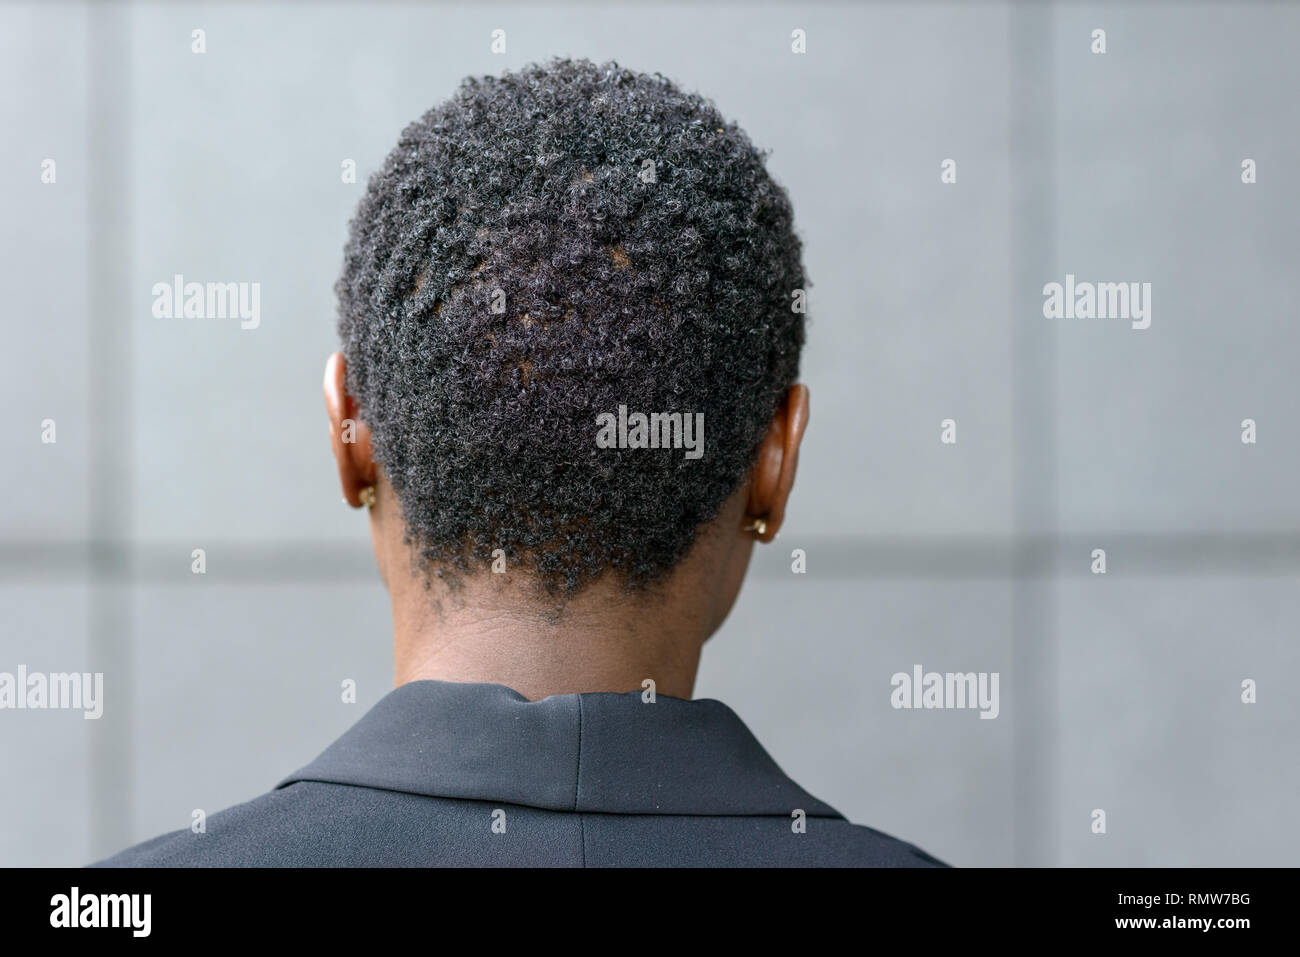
[[95, 680, 946, 867]]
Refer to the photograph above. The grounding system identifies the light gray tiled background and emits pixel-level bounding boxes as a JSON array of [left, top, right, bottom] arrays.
[[2, 1, 1296, 867]]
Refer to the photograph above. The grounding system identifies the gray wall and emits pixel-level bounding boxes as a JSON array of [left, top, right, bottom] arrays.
[[2, 0, 1297, 867]]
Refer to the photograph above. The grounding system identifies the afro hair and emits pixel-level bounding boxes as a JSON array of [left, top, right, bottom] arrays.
[[336, 58, 807, 595]]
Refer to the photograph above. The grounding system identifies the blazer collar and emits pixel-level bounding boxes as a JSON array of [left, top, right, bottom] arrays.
[[278, 679, 842, 818]]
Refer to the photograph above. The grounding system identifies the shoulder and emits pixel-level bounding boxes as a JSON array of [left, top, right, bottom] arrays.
[[819, 819, 949, 867], [591, 813, 948, 867], [91, 781, 411, 867], [93, 781, 584, 867]]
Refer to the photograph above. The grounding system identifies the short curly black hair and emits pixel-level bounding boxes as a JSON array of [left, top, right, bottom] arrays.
[[336, 58, 807, 595]]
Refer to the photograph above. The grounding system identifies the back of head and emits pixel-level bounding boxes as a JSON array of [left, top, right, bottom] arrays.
[[336, 58, 806, 596]]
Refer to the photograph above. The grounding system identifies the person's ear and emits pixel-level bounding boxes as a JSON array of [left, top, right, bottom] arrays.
[[744, 384, 810, 543], [323, 352, 377, 508]]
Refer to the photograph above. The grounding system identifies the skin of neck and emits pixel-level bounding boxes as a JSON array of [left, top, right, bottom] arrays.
[[372, 477, 754, 701]]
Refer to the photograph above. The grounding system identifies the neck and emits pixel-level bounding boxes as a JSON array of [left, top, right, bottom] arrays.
[[371, 488, 753, 702], [390, 573, 709, 701]]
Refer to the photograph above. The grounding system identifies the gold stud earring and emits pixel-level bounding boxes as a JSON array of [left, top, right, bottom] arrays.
[[358, 486, 377, 509], [743, 518, 767, 537]]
